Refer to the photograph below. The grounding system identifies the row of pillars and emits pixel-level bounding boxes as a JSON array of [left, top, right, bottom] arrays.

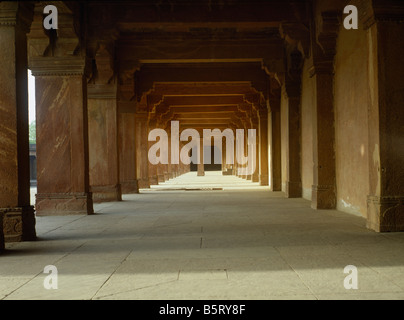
[[147, 104, 271, 186]]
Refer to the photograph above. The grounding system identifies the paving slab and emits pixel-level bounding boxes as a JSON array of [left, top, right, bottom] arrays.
[[2, 172, 404, 300]]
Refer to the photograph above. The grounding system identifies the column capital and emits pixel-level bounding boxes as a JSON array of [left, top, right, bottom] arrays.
[[310, 10, 340, 77], [279, 22, 310, 58], [0, 2, 34, 32], [27, 2, 89, 77], [29, 56, 89, 76], [357, 0, 404, 30]]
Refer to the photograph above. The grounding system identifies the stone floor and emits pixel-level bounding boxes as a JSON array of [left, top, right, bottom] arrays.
[[2, 171, 404, 300]]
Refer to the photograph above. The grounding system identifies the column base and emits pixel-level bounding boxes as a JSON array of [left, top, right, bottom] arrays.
[[164, 173, 170, 181], [197, 172, 205, 176], [311, 184, 336, 209], [1, 206, 36, 242], [285, 181, 302, 198], [157, 174, 165, 183], [91, 184, 122, 203], [148, 176, 158, 186], [260, 174, 269, 186], [270, 180, 282, 192], [138, 178, 150, 189], [36, 193, 94, 216], [121, 180, 139, 194], [0, 212, 4, 251], [367, 196, 404, 232]]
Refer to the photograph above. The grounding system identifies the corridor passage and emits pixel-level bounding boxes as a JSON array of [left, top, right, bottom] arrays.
[[2, 172, 404, 300]]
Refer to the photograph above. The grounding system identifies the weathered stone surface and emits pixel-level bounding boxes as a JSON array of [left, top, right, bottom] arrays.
[[1, 206, 36, 242], [32, 74, 93, 215], [35, 193, 93, 216], [0, 0, 403, 234], [0, 3, 36, 242], [0, 212, 4, 251], [88, 97, 122, 202], [118, 113, 139, 194], [367, 196, 404, 232], [136, 113, 150, 188]]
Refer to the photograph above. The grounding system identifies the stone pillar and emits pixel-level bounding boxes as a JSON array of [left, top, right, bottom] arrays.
[[282, 79, 302, 198], [310, 71, 336, 209], [268, 96, 282, 191], [166, 126, 172, 180], [242, 118, 250, 180], [258, 105, 269, 186], [117, 77, 139, 194], [147, 114, 158, 185], [118, 111, 139, 193], [0, 212, 4, 251], [135, 112, 150, 188], [0, 2, 36, 241], [28, 5, 93, 215], [251, 116, 260, 182], [87, 45, 121, 202], [361, 5, 404, 232], [221, 137, 227, 175], [309, 11, 339, 209], [197, 137, 205, 176]]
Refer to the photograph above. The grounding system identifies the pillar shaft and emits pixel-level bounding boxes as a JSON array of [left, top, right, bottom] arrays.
[[251, 119, 259, 182], [282, 88, 302, 198], [136, 112, 150, 188], [0, 2, 36, 242], [88, 85, 122, 202], [33, 71, 93, 215], [311, 72, 336, 209], [197, 138, 205, 176], [118, 111, 139, 193], [365, 20, 404, 232], [258, 107, 269, 186], [268, 97, 282, 191]]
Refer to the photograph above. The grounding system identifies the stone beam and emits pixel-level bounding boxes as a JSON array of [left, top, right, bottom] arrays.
[[133, 63, 270, 103]]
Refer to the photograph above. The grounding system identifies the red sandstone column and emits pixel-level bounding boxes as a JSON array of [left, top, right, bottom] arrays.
[[87, 84, 122, 202], [147, 114, 158, 186], [258, 105, 269, 186], [241, 119, 249, 180], [363, 10, 404, 232], [282, 78, 302, 198], [0, 2, 36, 242], [117, 76, 139, 194], [27, 3, 93, 216], [310, 70, 336, 209], [166, 126, 172, 180], [118, 110, 139, 193], [32, 71, 93, 215], [136, 111, 150, 188], [250, 118, 260, 182], [197, 137, 205, 176], [309, 12, 339, 210], [268, 96, 282, 191]]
